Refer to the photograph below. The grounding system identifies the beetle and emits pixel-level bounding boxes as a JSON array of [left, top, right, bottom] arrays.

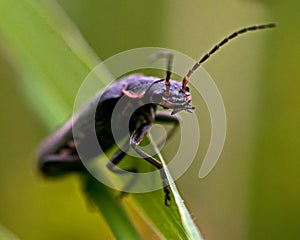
[[38, 23, 275, 205]]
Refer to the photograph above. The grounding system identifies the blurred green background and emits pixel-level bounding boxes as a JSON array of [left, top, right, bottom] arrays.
[[0, 0, 299, 239]]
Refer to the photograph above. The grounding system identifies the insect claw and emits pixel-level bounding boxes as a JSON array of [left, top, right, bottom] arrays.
[[164, 187, 171, 206], [165, 197, 170, 206]]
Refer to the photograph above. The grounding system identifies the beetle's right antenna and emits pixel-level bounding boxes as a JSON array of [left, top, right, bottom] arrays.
[[181, 23, 276, 93]]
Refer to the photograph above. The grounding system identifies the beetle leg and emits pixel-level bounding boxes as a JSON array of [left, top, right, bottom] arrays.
[[155, 111, 179, 124], [130, 123, 171, 205], [106, 142, 131, 174], [130, 123, 162, 168], [39, 154, 83, 176], [106, 142, 140, 196], [154, 112, 179, 148]]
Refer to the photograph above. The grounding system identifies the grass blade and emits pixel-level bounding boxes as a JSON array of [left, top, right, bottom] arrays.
[[148, 133, 204, 240]]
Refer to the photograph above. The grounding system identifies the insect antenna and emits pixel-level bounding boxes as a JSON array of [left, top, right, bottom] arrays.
[[181, 23, 276, 92], [150, 51, 174, 95]]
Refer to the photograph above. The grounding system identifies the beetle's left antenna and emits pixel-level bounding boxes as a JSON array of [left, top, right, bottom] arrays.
[[181, 23, 276, 92], [150, 52, 174, 94]]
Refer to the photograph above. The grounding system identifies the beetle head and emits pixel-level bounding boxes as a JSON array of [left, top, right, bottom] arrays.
[[145, 79, 195, 115]]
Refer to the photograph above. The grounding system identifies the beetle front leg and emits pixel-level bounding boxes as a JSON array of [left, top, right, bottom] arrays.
[[130, 123, 163, 169], [130, 123, 171, 205], [154, 112, 179, 147]]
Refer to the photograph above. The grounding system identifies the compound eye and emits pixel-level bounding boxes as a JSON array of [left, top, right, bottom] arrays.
[[185, 85, 190, 92]]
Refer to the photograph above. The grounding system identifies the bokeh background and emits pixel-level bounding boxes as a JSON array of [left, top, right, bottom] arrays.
[[0, 0, 299, 239]]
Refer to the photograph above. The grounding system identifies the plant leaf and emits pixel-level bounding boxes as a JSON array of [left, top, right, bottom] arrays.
[[148, 133, 204, 240]]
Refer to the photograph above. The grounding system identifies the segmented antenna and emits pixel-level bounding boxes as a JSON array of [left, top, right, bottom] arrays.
[[181, 23, 276, 92], [149, 51, 174, 95]]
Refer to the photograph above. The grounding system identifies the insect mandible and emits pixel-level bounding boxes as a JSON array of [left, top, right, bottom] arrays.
[[38, 23, 275, 205]]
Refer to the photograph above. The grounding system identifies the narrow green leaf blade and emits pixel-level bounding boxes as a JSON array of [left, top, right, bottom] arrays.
[[148, 133, 203, 240]]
